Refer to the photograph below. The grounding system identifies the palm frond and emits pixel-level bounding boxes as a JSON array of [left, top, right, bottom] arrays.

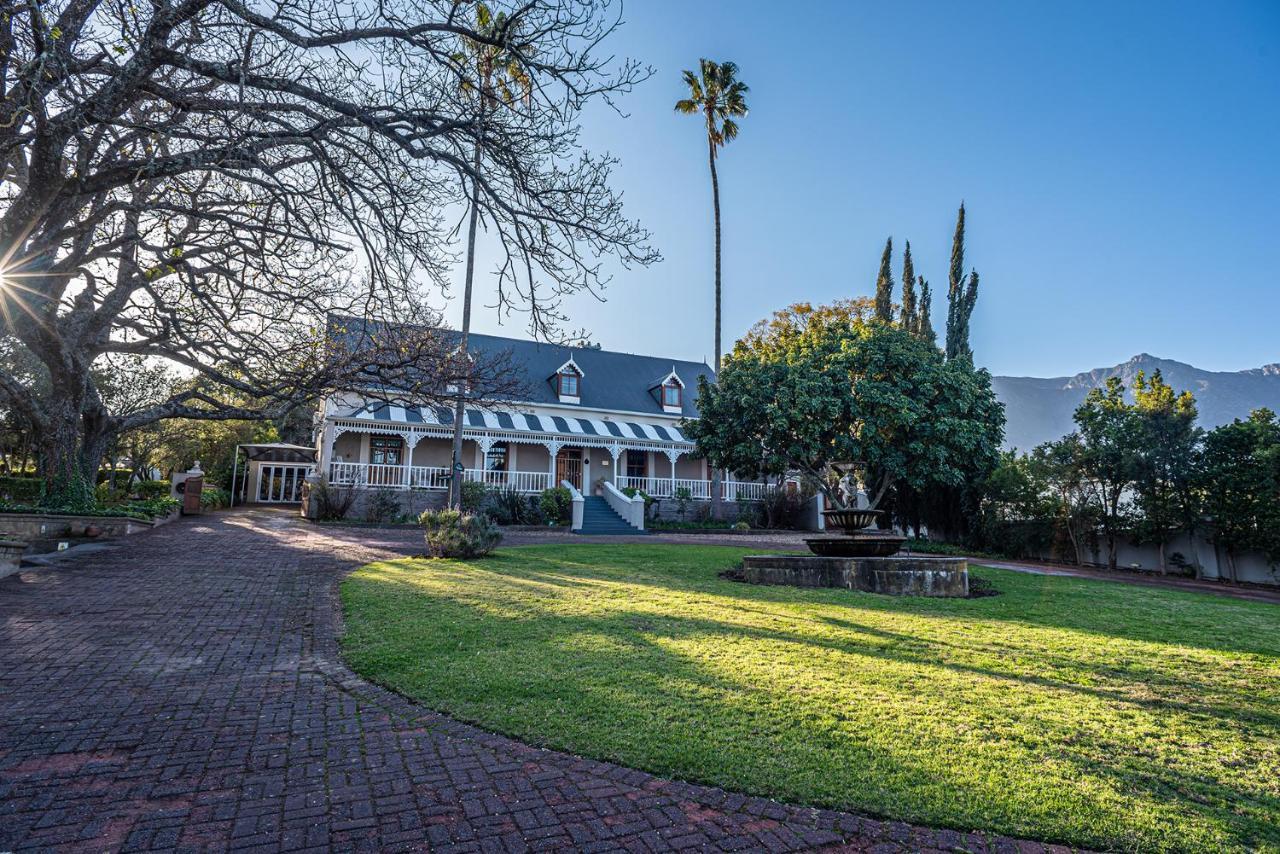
[[720, 118, 738, 143], [674, 98, 698, 114]]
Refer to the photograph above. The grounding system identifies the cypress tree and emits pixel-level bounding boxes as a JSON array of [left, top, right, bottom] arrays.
[[900, 240, 917, 333], [873, 237, 894, 322], [945, 202, 966, 359], [918, 277, 936, 345]]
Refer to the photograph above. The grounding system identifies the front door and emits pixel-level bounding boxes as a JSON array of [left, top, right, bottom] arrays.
[[555, 447, 583, 491]]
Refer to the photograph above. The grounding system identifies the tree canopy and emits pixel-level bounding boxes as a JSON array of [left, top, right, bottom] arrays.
[[0, 0, 655, 505], [686, 301, 1004, 510]]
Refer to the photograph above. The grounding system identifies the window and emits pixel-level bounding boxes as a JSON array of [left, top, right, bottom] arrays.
[[370, 435, 404, 466], [626, 450, 647, 480], [558, 371, 579, 397], [485, 442, 508, 471], [662, 383, 681, 408]]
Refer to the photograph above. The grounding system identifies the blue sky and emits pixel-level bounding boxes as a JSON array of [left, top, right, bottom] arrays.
[[454, 0, 1280, 378]]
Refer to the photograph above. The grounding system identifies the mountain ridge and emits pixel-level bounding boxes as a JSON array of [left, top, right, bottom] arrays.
[[991, 354, 1280, 450]]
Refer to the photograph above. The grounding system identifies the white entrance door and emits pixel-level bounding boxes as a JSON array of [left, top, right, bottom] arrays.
[[256, 464, 313, 503]]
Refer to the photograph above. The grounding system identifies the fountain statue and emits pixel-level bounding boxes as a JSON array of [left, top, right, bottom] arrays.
[[739, 468, 969, 597]]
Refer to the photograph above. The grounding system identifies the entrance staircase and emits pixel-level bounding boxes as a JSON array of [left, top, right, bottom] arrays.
[[575, 496, 645, 535]]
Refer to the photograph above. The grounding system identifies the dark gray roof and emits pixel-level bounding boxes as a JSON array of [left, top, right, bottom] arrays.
[[331, 316, 714, 418]]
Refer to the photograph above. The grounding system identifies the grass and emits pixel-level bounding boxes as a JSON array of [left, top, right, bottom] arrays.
[[339, 544, 1280, 852]]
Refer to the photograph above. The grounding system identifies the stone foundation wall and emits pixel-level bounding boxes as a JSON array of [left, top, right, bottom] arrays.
[[740, 554, 968, 597], [301, 483, 447, 522]]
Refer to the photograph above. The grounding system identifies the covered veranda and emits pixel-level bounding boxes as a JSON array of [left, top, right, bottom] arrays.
[[319, 403, 775, 500]]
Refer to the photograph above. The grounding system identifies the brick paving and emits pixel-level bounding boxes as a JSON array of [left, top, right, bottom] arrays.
[[1, 509, 1071, 853]]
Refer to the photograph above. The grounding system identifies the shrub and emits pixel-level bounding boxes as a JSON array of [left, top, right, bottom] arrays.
[[134, 479, 171, 500], [309, 476, 357, 521], [733, 520, 750, 532], [485, 486, 538, 526], [460, 479, 487, 514], [199, 486, 230, 510], [539, 486, 572, 525], [419, 509, 502, 558], [0, 476, 45, 504], [759, 489, 802, 529], [674, 486, 692, 520], [363, 488, 403, 523]]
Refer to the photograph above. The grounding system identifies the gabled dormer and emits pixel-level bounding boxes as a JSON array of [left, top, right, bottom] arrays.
[[651, 368, 685, 414], [550, 357, 583, 404]]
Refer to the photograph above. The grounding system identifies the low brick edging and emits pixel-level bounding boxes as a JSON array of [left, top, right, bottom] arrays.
[[0, 508, 1079, 852]]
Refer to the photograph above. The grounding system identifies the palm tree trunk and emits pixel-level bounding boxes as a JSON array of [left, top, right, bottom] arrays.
[[449, 125, 485, 510], [707, 135, 723, 519]]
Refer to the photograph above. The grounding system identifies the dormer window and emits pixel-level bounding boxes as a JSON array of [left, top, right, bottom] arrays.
[[653, 368, 685, 414], [662, 382, 681, 408], [558, 371, 579, 398], [551, 357, 583, 404]]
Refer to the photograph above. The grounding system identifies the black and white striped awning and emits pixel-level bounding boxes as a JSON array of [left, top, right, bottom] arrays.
[[337, 402, 691, 445]]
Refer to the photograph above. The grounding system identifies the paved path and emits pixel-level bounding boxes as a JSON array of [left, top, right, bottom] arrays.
[[1, 510, 1068, 853]]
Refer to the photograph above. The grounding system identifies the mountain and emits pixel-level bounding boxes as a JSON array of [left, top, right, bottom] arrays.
[[992, 354, 1280, 450]]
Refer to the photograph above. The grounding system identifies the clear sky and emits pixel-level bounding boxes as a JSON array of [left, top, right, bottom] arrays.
[[453, 0, 1280, 378]]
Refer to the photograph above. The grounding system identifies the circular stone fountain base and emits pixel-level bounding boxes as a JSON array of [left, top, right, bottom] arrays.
[[740, 554, 969, 597]]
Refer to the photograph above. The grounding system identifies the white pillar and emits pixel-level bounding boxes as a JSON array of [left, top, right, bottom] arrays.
[[545, 441, 563, 491], [401, 432, 416, 489], [607, 443, 621, 487]]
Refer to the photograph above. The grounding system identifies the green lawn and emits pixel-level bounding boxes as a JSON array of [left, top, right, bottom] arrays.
[[339, 544, 1280, 852]]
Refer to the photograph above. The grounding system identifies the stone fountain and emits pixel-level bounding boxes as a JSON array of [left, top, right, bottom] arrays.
[[740, 506, 969, 597]]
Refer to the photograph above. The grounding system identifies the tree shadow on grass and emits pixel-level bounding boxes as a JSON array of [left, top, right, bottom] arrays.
[[344, 566, 1280, 852]]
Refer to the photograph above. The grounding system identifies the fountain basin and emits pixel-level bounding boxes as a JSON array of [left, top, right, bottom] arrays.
[[740, 554, 968, 597], [821, 508, 884, 532], [805, 534, 906, 557]]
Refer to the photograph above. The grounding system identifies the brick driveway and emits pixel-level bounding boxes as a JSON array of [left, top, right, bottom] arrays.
[[0, 510, 1063, 853]]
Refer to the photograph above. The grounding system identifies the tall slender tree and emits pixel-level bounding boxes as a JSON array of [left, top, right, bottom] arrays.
[[873, 238, 895, 322], [900, 241, 918, 333], [447, 2, 533, 510], [676, 58, 748, 517], [918, 278, 936, 345], [944, 203, 980, 361]]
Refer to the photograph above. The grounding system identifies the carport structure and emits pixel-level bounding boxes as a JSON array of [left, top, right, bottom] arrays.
[[230, 443, 317, 505]]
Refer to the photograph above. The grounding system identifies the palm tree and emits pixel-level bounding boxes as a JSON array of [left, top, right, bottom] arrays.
[[676, 58, 747, 516], [675, 59, 749, 374], [447, 2, 532, 510]]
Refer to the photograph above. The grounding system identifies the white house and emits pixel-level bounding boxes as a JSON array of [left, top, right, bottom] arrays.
[[309, 328, 777, 511]]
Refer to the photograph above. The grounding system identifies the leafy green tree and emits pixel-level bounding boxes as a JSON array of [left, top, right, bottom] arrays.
[[1131, 370, 1203, 575], [687, 302, 1003, 512], [1074, 377, 1142, 570], [1029, 435, 1101, 565], [900, 241, 918, 333], [874, 237, 895, 322], [1200, 409, 1280, 582]]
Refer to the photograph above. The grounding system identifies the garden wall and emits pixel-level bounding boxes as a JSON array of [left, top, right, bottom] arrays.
[[1022, 531, 1278, 587]]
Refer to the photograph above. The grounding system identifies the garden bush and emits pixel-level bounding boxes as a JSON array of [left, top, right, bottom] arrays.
[[0, 476, 45, 504], [199, 486, 230, 510], [134, 479, 171, 500], [460, 479, 487, 514], [363, 488, 403, 523], [309, 476, 357, 521], [538, 486, 572, 525], [419, 509, 502, 558], [484, 486, 542, 525]]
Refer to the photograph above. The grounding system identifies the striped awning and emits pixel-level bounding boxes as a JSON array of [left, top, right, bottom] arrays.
[[337, 401, 691, 444]]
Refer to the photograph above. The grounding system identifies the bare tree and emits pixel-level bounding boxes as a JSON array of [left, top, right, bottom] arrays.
[[0, 0, 656, 506]]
